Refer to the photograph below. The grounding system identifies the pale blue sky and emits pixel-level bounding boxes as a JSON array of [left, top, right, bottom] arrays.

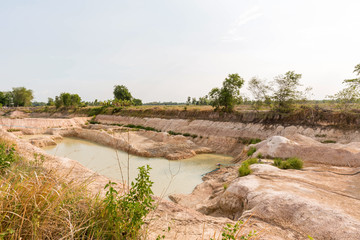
[[1, 0, 360, 102]]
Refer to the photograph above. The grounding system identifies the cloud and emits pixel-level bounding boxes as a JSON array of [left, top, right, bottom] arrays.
[[222, 6, 263, 42]]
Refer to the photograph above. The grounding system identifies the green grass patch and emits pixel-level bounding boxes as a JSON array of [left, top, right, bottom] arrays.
[[321, 140, 337, 144], [238, 158, 259, 177], [273, 157, 303, 170], [247, 146, 257, 156], [124, 124, 160, 132]]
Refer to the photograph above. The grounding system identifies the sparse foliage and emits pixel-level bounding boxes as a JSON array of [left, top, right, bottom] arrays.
[[248, 77, 272, 110], [272, 71, 308, 113], [328, 64, 360, 110]]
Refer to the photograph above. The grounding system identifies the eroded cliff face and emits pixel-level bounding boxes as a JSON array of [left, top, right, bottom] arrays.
[[2, 115, 360, 239]]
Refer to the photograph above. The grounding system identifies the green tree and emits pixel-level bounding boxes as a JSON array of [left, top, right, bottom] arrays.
[[113, 85, 132, 101], [132, 98, 142, 106], [328, 64, 360, 110], [272, 71, 305, 113], [12, 87, 33, 107], [54, 93, 82, 108], [0, 92, 6, 106], [47, 98, 55, 106], [209, 73, 245, 112]]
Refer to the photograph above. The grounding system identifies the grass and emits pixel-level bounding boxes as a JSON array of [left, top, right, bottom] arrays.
[[6, 129, 21, 132], [0, 140, 155, 239], [238, 158, 259, 177], [124, 124, 160, 132], [273, 157, 303, 170], [321, 140, 337, 144], [247, 147, 257, 157]]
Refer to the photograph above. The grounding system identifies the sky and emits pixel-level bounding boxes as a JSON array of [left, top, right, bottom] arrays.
[[1, 0, 360, 103]]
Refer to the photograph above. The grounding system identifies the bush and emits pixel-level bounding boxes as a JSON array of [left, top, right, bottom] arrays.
[[182, 133, 191, 137], [167, 130, 181, 136], [0, 142, 17, 171], [247, 146, 257, 156], [238, 158, 259, 177], [191, 134, 198, 138], [97, 165, 154, 239], [273, 157, 303, 170], [321, 140, 337, 144]]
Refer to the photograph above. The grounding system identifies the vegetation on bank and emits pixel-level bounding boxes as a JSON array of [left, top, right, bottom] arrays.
[[0, 140, 156, 239], [238, 158, 260, 177], [273, 157, 304, 170]]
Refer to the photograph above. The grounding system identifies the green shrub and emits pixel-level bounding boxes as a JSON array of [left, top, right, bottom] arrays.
[[95, 165, 154, 239], [240, 138, 262, 145], [238, 158, 259, 177], [168, 130, 181, 136], [321, 140, 337, 144], [182, 133, 191, 137], [273, 157, 303, 170], [247, 146, 257, 156], [0, 142, 17, 171], [257, 153, 263, 158], [191, 134, 198, 138]]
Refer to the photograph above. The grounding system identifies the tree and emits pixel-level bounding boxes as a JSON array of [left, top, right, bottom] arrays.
[[132, 98, 142, 106], [113, 85, 132, 101], [54, 93, 82, 108], [328, 64, 360, 110], [12, 87, 33, 107], [47, 98, 55, 106], [208, 73, 245, 112], [272, 71, 305, 113], [248, 77, 272, 110]]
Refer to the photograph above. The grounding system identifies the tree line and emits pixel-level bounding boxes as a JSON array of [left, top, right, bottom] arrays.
[[0, 85, 142, 108], [1, 63, 359, 112], [186, 63, 360, 113]]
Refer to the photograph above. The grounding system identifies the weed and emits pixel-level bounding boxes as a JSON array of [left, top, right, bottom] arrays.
[[315, 134, 327, 137], [257, 153, 263, 158], [240, 138, 262, 145], [182, 133, 191, 137], [0, 142, 17, 172], [321, 140, 337, 144], [273, 157, 303, 170], [223, 183, 228, 190], [125, 124, 160, 132], [6, 129, 20, 132], [238, 158, 259, 177], [247, 147, 257, 156], [191, 134, 198, 138], [95, 165, 154, 239], [168, 130, 181, 136], [211, 220, 257, 240]]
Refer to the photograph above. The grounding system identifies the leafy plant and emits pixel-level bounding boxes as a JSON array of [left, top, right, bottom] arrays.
[[273, 157, 303, 170], [247, 147, 257, 156], [98, 165, 154, 239], [212, 220, 257, 240], [238, 158, 259, 177], [0, 142, 16, 171]]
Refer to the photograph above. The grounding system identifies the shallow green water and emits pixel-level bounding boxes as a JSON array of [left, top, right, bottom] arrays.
[[43, 137, 232, 196]]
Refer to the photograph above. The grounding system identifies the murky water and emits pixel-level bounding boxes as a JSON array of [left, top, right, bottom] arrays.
[[43, 137, 232, 197]]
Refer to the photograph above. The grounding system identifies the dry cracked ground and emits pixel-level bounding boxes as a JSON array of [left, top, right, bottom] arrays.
[[0, 114, 360, 239]]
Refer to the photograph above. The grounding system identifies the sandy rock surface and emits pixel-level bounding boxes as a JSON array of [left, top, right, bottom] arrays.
[[171, 163, 360, 240], [251, 134, 360, 167]]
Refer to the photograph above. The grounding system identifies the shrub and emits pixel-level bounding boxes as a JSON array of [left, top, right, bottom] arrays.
[[321, 140, 336, 144], [97, 165, 154, 239], [273, 157, 303, 170], [168, 130, 181, 136], [0, 142, 17, 171], [191, 134, 198, 138], [238, 158, 259, 177], [257, 153, 263, 158], [247, 146, 257, 156], [182, 133, 191, 137]]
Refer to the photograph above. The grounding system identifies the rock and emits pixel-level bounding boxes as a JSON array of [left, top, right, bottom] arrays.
[[250, 134, 360, 167]]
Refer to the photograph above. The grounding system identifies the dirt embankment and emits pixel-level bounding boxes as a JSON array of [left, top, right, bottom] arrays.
[[95, 115, 360, 166]]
